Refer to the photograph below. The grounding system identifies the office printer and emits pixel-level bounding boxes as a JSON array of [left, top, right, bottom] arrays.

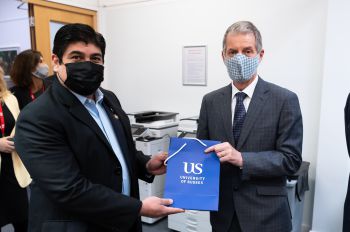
[[127, 111, 179, 224], [128, 111, 179, 138], [177, 116, 199, 138]]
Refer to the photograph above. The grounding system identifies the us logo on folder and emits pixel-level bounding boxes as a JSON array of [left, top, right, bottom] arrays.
[[164, 137, 220, 211]]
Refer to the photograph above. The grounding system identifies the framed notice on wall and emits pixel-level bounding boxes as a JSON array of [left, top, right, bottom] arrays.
[[0, 46, 20, 78], [182, 45, 207, 86]]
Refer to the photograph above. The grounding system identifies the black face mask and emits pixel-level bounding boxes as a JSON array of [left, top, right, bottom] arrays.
[[64, 61, 104, 96]]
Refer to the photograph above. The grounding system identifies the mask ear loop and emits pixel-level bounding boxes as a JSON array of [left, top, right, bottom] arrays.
[[56, 72, 65, 84], [164, 138, 208, 166], [54, 59, 66, 83]]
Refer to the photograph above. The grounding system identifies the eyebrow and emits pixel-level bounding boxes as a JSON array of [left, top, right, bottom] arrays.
[[227, 47, 255, 52], [67, 51, 102, 58], [67, 51, 84, 56], [91, 53, 102, 58]]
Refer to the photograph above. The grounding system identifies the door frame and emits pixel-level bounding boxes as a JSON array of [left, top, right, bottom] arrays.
[[27, 0, 97, 73]]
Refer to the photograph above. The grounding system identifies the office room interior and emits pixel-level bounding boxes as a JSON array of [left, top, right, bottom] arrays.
[[0, 0, 349, 231]]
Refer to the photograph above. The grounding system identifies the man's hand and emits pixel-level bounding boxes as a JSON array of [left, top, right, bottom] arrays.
[[205, 142, 243, 167], [140, 196, 184, 217], [0, 136, 15, 153], [146, 152, 167, 175]]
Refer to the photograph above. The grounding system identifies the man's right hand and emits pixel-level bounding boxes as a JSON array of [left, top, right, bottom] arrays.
[[140, 196, 184, 217]]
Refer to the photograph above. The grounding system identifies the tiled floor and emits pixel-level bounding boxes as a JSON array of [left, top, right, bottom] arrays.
[[1, 218, 173, 232]]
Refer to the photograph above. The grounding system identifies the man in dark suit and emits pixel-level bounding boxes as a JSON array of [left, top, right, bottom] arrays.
[[197, 21, 303, 232], [14, 23, 183, 232], [344, 93, 350, 231]]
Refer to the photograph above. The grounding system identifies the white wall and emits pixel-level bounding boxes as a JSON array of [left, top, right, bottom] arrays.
[[101, 0, 328, 230], [0, 0, 31, 51], [47, 0, 99, 10], [311, 0, 350, 231]]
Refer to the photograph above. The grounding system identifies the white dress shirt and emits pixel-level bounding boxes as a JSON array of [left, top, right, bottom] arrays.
[[231, 76, 259, 124]]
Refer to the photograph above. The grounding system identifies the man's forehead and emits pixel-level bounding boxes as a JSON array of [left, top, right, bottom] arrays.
[[64, 42, 102, 55], [226, 33, 256, 47], [227, 31, 255, 38]]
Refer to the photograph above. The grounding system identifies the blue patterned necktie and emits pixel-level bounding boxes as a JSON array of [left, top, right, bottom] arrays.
[[233, 92, 247, 142]]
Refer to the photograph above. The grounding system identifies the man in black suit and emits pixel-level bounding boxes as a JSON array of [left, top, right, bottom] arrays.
[[14, 23, 183, 232], [344, 93, 350, 231]]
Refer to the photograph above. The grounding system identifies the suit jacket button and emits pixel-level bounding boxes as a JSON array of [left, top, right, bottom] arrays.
[[115, 166, 122, 175]]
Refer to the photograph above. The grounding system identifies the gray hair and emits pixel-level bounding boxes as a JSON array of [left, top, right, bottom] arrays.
[[222, 21, 262, 53]]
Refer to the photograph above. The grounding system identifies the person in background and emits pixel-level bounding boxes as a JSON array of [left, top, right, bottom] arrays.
[[197, 21, 303, 232], [10, 49, 52, 110], [344, 93, 350, 231], [0, 66, 31, 232], [14, 23, 183, 232]]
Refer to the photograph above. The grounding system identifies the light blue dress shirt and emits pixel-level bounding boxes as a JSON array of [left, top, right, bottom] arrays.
[[71, 89, 130, 196]]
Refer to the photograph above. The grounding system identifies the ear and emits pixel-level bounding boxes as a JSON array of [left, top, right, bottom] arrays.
[[221, 50, 226, 62], [259, 49, 265, 62], [52, 54, 60, 72]]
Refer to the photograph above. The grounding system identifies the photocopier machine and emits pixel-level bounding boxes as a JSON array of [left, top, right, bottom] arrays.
[[128, 112, 214, 231], [127, 111, 179, 224]]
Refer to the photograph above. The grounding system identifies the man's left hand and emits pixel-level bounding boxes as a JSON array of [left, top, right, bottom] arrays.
[[205, 142, 243, 168], [146, 152, 168, 175]]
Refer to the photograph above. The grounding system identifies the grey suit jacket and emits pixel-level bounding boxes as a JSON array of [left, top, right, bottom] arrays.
[[197, 77, 303, 232]]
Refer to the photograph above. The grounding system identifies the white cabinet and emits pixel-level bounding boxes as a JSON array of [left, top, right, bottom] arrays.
[[139, 175, 166, 223], [168, 210, 211, 232]]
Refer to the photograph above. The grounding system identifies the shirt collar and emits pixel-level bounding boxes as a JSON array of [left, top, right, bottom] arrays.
[[70, 88, 104, 105], [231, 75, 259, 100]]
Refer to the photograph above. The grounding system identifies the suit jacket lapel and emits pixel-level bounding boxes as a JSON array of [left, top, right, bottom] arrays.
[[52, 77, 114, 154], [217, 84, 235, 145], [237, 77, 270, 149], [102, 94, 133, 148], [69, 103, 114, 153], [101, 96, 134, 174]]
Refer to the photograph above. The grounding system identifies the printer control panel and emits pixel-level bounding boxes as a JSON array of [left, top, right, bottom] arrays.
[[132, 127, 148, 137]]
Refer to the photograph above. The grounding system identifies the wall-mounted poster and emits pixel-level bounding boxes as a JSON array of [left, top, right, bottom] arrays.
[[182, 45, 207, 86]]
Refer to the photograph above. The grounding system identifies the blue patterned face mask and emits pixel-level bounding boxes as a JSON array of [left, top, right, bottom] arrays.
[[224, 53, 259, 83]]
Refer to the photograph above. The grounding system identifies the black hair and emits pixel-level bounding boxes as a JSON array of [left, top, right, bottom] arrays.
[[52, 23, 106, 63]]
